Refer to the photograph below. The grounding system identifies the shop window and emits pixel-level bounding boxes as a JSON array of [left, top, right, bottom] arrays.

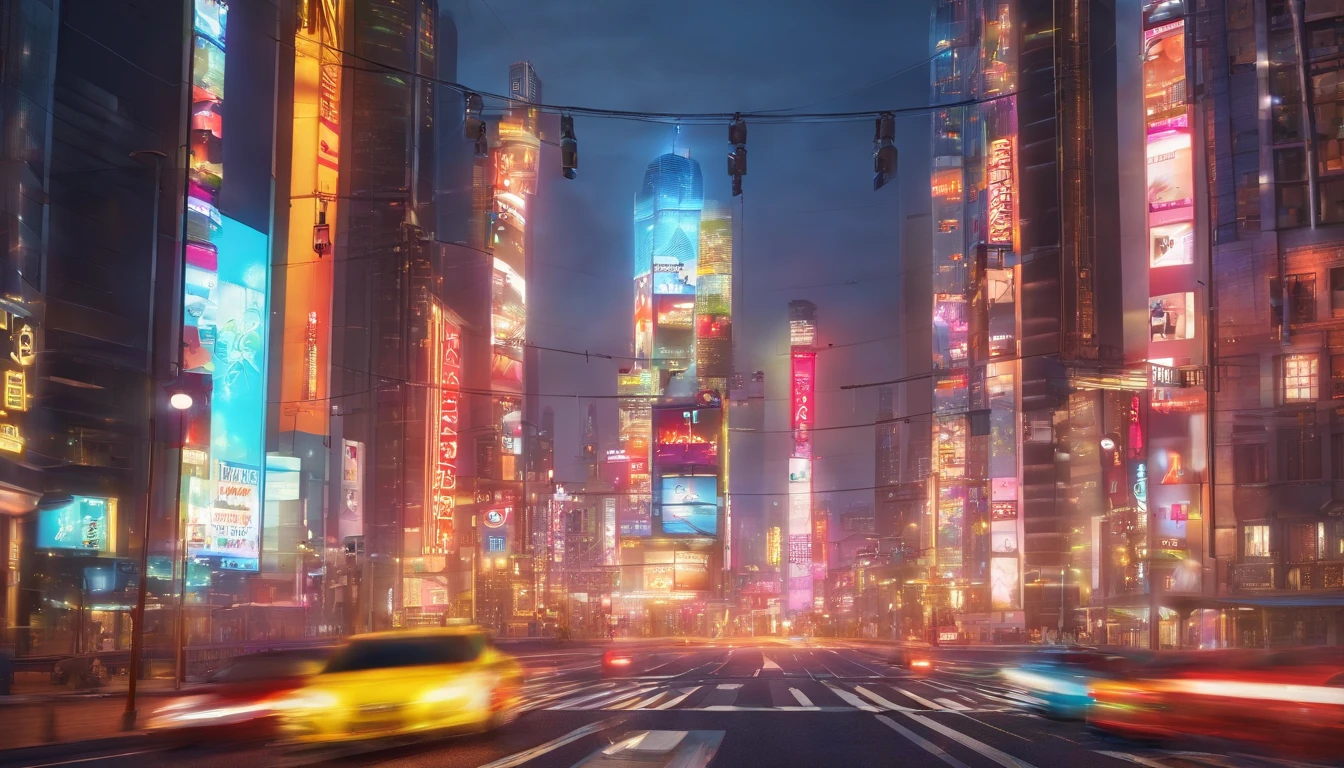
[[1233, 443, 1268, 483], [1282, 353, 1319, 401], [1244, 524, 1271, 558], [1277, 426, 1323, 480]]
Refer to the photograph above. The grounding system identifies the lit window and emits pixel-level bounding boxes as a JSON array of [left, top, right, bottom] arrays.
[[1244, 524, 1271, 558], [1283, 353, 1319, 402]]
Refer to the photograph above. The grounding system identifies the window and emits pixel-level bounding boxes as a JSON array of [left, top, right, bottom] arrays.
[[1333, 355, 1344, 398], [1277, 183, 1310, 228], [1277, 427, 1323, 480], [1233, 443, 1268, 483], [1287, 522, 1323, 562], [1291, 273, 1317, 323], [1283, 353, 1319, 401], [1244, 524, 1271, 558]]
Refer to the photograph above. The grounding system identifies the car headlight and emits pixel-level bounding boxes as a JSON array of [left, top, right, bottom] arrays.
[[420, 674, 490, 708], [276, 689, 339, 712]]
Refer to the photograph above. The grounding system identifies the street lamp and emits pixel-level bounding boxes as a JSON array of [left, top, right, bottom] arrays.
[[168, 392, 191, 689]]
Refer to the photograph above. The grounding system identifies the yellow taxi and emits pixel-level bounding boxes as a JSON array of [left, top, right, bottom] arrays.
[[279, 626, 523, 743]]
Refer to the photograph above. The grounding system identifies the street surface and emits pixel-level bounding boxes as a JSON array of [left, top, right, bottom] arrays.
[[3, 640, 1337, 768]]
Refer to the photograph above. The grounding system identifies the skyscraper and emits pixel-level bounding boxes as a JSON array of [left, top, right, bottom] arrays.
[[696, 201, 733, 394]]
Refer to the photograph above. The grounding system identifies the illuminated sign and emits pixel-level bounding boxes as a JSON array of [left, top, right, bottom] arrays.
[[1150, 363, 1179, 387], [38, 496, 117, 553], [673, 551, 710, 591], [931, 168, 962, 202], [0, 424, 21, 454], [484, 508, 508, 528], [4, 371, 24, 411], [987, 138, 1015, 245], [603, 497, 617, 565], [991, 556, 1020, 610], [990, 501, 1017, 520], [427, 310, 461, 554], [304, 310, 318, 400], [766, 525, 782, 566], [11, 323, 34, 366], [788, 457, 811, 483], [188, 460, 261, 568], [790, 351, 815, 435], [340, 440, 363, 539], [789, 318, 815, 348]]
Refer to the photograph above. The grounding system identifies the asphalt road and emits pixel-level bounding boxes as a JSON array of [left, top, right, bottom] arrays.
[[3, 640, 1337, 768]]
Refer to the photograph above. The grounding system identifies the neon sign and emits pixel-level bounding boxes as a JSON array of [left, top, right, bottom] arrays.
[[987, 138, 1015, 245], [428, 309, 461, 554]]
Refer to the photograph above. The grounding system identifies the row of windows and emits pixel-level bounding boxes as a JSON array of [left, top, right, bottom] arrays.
[[1243, 520, 1344, 561], [1232, 431, 1344, 482], [1270, 267, 1344, 328]]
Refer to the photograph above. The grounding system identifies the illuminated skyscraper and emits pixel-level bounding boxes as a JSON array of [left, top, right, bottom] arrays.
[[696, 201, 733, 394], [635, 152, 704, 384]]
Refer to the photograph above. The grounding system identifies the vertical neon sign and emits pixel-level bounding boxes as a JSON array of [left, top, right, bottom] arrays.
[[788, 348, 815, 612], [428, 306, 461, 554]]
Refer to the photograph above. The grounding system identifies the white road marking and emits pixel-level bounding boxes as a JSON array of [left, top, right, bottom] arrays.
[[655, 686, 701, 709], [921, 680, 959, 694], [618, 691, 669, 710], [822, 681, 881, 712], [790, 687, 814, 707], [829, 648, 886, 676], [24, 751, 160, 768], [753, 669, 761, 677], [876, 715, 974, 768], [903, 712, 1039, 768], [888, 686, 946, 710], [763, 656, 782, 670], [716, 683, 743, 690], [1094, 751, 1169, 768], [478, 717, 626, 768], [935, 697, 972, 711], [854, 685, 915, 711], [697, 705, 853, 712]]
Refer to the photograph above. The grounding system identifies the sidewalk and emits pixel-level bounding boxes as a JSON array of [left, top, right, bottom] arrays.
[[0, 676, 200, 752]]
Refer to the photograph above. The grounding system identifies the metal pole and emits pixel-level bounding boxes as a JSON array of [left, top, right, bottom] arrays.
[[124, 149, 167, 731], [173, 408, 188, 688]]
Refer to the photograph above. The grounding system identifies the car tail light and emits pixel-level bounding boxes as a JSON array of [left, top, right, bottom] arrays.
[[608, 656, 632, 666], [911, 659, 932, 668]]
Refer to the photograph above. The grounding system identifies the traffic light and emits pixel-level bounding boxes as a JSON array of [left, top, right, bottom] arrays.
[[873, 112, 897, 191], [561, 114, 578, 180], [728, 114, 747, 196]]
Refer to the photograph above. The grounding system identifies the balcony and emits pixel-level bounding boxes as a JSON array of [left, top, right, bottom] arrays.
[[1285, 562, 1344, 590], [1229, 562, 1275, 591]]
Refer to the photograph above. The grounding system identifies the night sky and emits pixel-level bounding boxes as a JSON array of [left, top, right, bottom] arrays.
[[447, 0, 935, 511]]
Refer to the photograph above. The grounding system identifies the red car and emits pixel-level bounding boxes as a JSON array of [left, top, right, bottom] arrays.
[[148, 647, 333, 742], [1088, 649, 1344, 757]]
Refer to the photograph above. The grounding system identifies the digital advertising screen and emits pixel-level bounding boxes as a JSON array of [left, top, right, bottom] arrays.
[[37, 496, 117, 554], [188, 460, 262, 569], [788, 457, 811, 483], [990, 557, 1020, 610], [653, 255, 695, 295], [673, 551, 710, 591], [653, 406, 721, 465], [660, 475, 718, 536]]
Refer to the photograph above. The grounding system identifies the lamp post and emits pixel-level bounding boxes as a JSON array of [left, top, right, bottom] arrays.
[[123, 149, 169, 732], [168, 392, 192, 689]]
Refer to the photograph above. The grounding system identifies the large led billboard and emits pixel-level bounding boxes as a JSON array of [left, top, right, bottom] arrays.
[[659, 475, 718, 536], [654, 406, 720, 465], [673, 551, 710, 591], [37, 496, 117, 554], [187, 461, 261, 569]]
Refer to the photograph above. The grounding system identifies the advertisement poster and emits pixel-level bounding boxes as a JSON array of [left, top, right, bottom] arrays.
[[1150, 221, 1194, 267], [660, 475, 718, 536], [340, 439, 364, 539], [1146, 131, 1194, 216], [633, 275, 653, 363], [991, 520, 1018, 553], [37, 496, 116, 553], [990, 557, 1020, 610], [788, 457, 810, 483], [790, 351, 815, 434], [603, 497, 617, 565], [190, 460, 261, 568], [652, 255, 694, 295], [673, 551, 709, 591]]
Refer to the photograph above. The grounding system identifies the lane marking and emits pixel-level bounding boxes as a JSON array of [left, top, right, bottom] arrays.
[[655, 686, 701, 710], [888, 685, 946, 710], [618, 691, 669, 710], [23, 751, 160, 768], [829, 648, 886, 677], [478, 717, 626, 768], [697, 705, 851, 712], [580, 686, 658, 710], [763, 656, 782, 670], [822, 680, 881, 712], [854, 685, 915, 711], [921, 680, 959, 694], [716, 683, 743, 690], [935, 697, 972, 711], [753, 669, 761, 677], [709, 650, 735, 675], [1093, 751, 1169, 768], [876, 715, 974, 768], [903, 712, 1039, 768], [790, 687, 814, 707]]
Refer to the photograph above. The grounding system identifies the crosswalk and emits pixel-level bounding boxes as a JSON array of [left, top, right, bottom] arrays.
[[532, 676, 1015, 713]]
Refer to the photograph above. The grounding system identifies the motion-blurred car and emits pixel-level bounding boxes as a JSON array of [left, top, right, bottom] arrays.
[[280, 627, 523, 744], [999, 649, 1139, 719], [1087, 649, 1344, 756], [601, 648, 637, 678], [147, 647, 332, 740], [889, 645, 935, 675]]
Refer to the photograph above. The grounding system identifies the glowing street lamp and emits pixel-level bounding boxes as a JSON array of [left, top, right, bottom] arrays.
[[169, 392, 193, 411]]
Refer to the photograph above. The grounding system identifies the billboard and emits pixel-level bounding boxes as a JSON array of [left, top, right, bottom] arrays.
[[654, 406, 720, 465], [339, 439, 364, 539], [653, 254, 695, 295], [660, 475, 718, 536], [188, 460, 261, 569], [620, 496, 652, 537], [673, 551, 710, 591], [37, 496, 117, 554], [990, 556, 1020, 610]]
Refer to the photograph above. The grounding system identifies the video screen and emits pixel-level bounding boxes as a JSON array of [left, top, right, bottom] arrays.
[[660, 475, 718, 536], [654, 406, 721, 465]]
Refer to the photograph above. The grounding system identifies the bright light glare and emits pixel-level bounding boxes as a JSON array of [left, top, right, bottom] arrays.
[[170, 392, 194, 410]]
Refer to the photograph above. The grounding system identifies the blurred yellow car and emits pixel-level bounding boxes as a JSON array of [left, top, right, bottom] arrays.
[[279, 627, 523, 743]]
